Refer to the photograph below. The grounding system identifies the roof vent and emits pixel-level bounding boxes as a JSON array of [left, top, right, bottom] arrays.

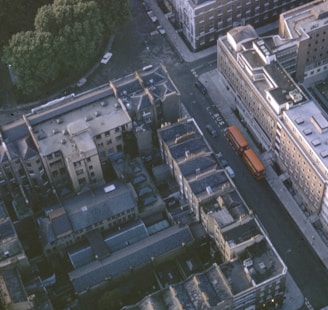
[[94, 111, 101, 117], [81, 206, 88, 212], [52, 129, 59, 135], [206, 186, 213, 194], [85, 115, 93, 121], [100, 101, 107, 107], [56, 118, 63, 124], [61, 139, 66, 144]]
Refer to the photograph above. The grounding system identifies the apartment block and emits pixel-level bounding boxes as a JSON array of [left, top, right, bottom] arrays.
[[164, 0, 311, 51], [124, 238, 286, 310], [158, 118, 234, 220], [0, 202, 29, 272], [279, 0, 328, 83], [0, 65, 180, 214], [218, 24, 328, 232], [38, 181, 138, 257]]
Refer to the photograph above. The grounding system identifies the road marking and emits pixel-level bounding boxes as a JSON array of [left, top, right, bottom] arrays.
[[304, 297, 314, 310]]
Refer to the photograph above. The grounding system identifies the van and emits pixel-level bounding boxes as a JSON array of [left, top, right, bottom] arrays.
[[225, 166, 235, 178]]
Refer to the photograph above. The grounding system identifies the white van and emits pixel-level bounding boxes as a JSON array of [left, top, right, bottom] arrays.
[[225, 166, 235, 178]]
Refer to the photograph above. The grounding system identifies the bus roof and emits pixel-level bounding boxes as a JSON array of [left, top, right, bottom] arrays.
[[227, 125, 248, 148], [243, 149, 265, 171]]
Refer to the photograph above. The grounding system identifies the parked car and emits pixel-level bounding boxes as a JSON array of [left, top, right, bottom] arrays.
[[142, 194, 157, 207], [147, 10, 157, 22], [206, 124, 219, 137], [100, 52, 113, 64], [225, 166, 235, 178], [194, 80, 207, 95], [142, 1, 151, 11], [76, 78, 87, 88], [157, 25, 166, 35], [132, 174, 146, 185], [137, 185, 153, 197]]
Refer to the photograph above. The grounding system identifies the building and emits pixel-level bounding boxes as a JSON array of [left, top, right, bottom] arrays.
[[218, 23, 328, 232], [0, 64, 180, 215], [279, 0, 328, 83], [68, 224, 195, 295], [0, 202, 29, 272], [38, 181, 138, 256], [163, 0, 311, 51], [158, 118, 234, 220], [123, 238, 286, 310]]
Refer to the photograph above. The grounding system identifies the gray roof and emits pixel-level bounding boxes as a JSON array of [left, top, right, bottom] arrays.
[[169, 136, 210, 162], [158, 119, 200, 144], [63, 182, 136, 231], [0, 220, 16, 240], [1, 269, 27, 303], [69, 225, 194, 294], [189, 170, 230, 198], [179, 154, 217, 180], [68, 219, 148, 269]]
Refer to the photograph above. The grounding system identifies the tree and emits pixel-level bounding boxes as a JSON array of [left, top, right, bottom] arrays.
[[97, 288, 121, 310], [3, 31, 59, 97], [0, 0, 52, 56], [95, 0, 131, 33]]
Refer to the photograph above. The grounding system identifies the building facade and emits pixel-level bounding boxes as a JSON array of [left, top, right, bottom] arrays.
[[279, 0, 328, 83], [164, 0, 312, 51], [0, 65, 180, 215], [217, 24, 328, 232]]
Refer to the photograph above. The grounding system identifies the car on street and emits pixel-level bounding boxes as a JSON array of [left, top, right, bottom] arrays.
[[142, 1, 151, 11], [225, 166, 235, 178], [147, 10, 157, 22], [76, 77, 87, 88], [206, 124, 219, 137], [157, 25, 166, 35], [194, 80, 207, 95], [100, 52, 113, 64]]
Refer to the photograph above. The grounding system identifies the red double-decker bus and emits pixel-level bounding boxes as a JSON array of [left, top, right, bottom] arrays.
[[226, 125, 248, 154], [242, 149, 265, 180]]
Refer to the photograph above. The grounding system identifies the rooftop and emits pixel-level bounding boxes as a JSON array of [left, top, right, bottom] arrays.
[[284, 100, 328, 173], [39, 181, 137, 244], [69, 225, 194, 294], [280, 0, 328, 38], [189, 170, 232, 201]]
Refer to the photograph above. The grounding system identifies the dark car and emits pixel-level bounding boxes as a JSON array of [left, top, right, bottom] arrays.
[[132, 174, 146, 185], [206, 124, 219, 137], [194, 80, 207, 95], [137, 185, 153, 197], [142, 1, 151, 11], [142, 194, 157, 207]]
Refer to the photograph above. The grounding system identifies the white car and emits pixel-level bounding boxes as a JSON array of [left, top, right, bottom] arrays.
[[157, 25, 166, 35], [100, 52, 113, 64], [147, 10, 157, 22], [76, 77, 87, 87]]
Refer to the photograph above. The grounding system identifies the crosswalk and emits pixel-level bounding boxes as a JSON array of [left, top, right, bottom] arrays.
[[304, 297, 314, 310]]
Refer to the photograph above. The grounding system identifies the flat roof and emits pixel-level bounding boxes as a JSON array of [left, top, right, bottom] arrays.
[[69, 225, 194, 294], [284, 100, 328, 171]]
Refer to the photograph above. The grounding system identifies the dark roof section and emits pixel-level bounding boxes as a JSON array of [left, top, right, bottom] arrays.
[[69, 225, 194, 294], [1, 269, 27, 303], [179, 154, 217, 181]]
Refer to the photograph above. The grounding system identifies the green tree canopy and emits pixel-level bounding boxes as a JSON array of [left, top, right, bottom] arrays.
[[2, 0, 130, 99], [3, 31, 59, 97]]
